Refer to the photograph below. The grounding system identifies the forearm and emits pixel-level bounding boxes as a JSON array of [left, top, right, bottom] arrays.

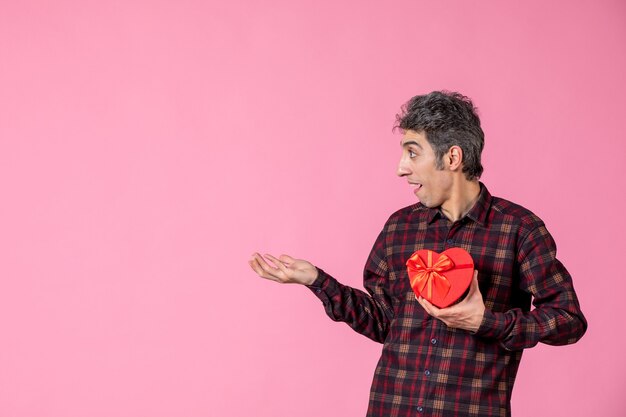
[[477, 224, 588, 351], [307, 268, 393, 343], [475, 304, 587, 351]]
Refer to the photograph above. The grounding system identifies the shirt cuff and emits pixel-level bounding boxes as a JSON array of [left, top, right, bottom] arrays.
[[474, 309, 510, 341], [306, 268, 340, 304]]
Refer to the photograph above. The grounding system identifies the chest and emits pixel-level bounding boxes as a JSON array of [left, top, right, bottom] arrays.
[[384, 219, 521, 310]]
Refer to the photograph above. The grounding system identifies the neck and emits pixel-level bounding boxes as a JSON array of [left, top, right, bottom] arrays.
[[440, 180, 481, 222]]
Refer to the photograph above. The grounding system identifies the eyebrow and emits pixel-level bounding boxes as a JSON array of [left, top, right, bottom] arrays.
[[401, 140, 423, 149]]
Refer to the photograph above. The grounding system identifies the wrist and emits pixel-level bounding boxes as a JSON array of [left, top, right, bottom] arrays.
[[470, 308, 485, 333], [303, 267, 319, 286]]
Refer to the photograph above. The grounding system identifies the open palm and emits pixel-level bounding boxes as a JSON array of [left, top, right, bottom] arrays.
[[249, 253, 318, 285]]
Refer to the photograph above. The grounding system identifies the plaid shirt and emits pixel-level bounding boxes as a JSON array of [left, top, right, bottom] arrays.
[[308, 183, 586, 417]]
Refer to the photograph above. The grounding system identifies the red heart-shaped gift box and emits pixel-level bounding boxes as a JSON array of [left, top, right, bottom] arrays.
[[406, 248, 474, 308]]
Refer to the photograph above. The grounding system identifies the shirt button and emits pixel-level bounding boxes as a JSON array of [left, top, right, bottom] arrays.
[[446, 239, 454, 245], [316, 288, 322, 293], [417, 406, 424, 412], [431, 338, 437, 345], [425, 370, 431, 376]]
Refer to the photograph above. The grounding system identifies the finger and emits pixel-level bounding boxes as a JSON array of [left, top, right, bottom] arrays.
[[466, 271, 480, 298], [265, 253, 286, 266], [254, 253, 276, 270], [279, 254, 295, 265], [250, 258, 274, 281], [417, 295, 438, 316], [249, 253, 277, 279], [254, 254, 284, 281], [250, 252, 267, 264], [249, 258, 281, 282], [249, 258, 264, 275], [263, 253, 281, 268], [416, 295, 427, 311], [265, 254, 291, 275], [424, 298, 441, 315]]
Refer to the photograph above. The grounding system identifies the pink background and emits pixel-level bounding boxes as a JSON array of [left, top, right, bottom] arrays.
[[1, 1, 624, 416]]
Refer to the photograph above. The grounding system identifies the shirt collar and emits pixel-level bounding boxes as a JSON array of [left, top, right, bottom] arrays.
[[464, 182, 491, 226], [423, 182, 492, 226]]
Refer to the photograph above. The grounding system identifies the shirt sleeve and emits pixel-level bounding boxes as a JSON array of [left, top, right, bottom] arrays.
[[306, 228, 395, 344], [474, 223, 588, 351]]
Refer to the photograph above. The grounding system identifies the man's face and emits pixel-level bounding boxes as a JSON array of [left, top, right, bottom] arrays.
[[397, 130, 453, 208]]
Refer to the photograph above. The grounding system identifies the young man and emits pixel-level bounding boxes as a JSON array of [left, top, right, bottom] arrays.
[[249, 91, 587, 417]]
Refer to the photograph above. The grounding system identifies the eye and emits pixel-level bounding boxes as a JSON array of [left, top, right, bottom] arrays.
[[408, 150, 417, 158]]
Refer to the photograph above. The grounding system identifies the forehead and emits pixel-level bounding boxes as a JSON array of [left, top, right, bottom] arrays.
[[400, 130, 429, 147]]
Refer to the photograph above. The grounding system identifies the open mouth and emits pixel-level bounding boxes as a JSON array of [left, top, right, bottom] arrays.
[[409, 182, 422, 193]]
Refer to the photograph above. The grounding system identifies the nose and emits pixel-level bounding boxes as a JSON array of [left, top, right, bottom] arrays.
[[397, 157, 411, 177]]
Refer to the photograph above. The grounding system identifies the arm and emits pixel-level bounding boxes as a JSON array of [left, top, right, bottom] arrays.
[[306, 260, 394, 344], [417, 224, 587, 351], [249, 228, 394, 344], [308, 227, 394, 343], [474, 224, 587, 350]]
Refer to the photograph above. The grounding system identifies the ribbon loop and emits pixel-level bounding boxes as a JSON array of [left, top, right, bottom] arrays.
[[406, 250, 455, 300]]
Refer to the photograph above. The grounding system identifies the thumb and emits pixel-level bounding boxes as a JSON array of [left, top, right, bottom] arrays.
[[468, 270, 480, 296]]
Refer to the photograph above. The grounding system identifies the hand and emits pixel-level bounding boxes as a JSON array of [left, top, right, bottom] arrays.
[[249, 253, 319, 286], [417, 271, 486, 333]]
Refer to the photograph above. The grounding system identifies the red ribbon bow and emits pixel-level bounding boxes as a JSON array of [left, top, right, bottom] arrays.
[[406, 250, 454, 300]]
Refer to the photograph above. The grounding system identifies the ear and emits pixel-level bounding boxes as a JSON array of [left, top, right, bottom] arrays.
[[447, 146, 463, 171]]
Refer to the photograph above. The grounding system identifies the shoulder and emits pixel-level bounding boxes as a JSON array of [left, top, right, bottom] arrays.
[[388, 202, 421, 220], [383, 202, 430, 229], [489, 195, 546, 237]]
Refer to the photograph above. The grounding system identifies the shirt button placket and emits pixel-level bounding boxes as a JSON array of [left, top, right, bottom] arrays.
[[421, 328, 440, 415], [446, 222, 463, 248]]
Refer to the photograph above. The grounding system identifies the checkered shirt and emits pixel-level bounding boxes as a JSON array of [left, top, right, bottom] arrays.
[[308, 183, 586, 417]]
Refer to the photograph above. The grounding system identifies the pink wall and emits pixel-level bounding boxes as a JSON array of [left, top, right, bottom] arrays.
[[1, 1, 624, 416]]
